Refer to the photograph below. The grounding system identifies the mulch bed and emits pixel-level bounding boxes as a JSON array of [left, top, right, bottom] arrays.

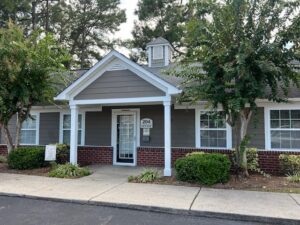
[[134, 174, 300, 193], [0, 163, 50, 177]]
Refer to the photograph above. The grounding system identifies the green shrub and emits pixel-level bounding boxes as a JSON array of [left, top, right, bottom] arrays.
[[175, 153, 231, 185], [0, 155, 7, 163], [7, 147, 46, 170], [54, 144, 69, 163], [186, 151, 205, 157], [287, 172, 300, 183], [128, 169, 160, 183], [232, 148, 270, 177], [279, 154, 300, 174], [48, 163, 91, 178]]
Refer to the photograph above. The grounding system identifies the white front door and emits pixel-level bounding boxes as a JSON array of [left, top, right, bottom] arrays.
[[112, 109, 139, 166]]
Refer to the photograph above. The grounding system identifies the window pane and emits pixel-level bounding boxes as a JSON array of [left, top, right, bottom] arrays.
[[291, 139, 300, 149], [78, 130, 82, 145], [291, 120, 300, 128], [271, 131, 280, 148], [63, 115, 71, 129], [271, 120, 280, 128], [200, 120, 209, 128], [280, 120, 290, 128], [291, 110, 300, 119], [153, 46, 163, 59], [270, 110, 279, 119], [21, 130, 36, 144], [78, 115, 82, 129], [22, 115, 37, 129], [280, 110, 290, 119], [200, 113, 208, 121], [63, 130, 70, 144]]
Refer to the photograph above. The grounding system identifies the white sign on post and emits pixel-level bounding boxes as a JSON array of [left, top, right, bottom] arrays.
[[45, 145, 57, 161], [140, 118, 153, 129]]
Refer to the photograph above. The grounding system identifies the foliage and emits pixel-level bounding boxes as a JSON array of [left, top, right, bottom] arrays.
[[55, 144, 69, 162], [130, 0, 186, 61], [233, 148, 270, 178], [0, 22, 70, 151], [0, 155, 7, 163], [186, 151, 205, 157], [48, 163, 91, 178], [175, 153, 231, 185], [279, 154, 300, 174], [170, 0, 300, 176], [287, 172, 300, 183], [7, 147, 46, 170], [128, 169, 160, 183]]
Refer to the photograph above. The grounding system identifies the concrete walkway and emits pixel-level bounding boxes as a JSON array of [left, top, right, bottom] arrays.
[[0, 166, 299, 224]]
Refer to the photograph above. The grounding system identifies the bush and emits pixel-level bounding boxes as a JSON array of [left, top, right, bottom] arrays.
[[55, 144, 69, 163], [7, 147, 46, 170], [232, 148, 270, 177], [0, 155, 7, 163], [279, 154, 300, 174], [287, 172, 300, 183], [128, 169, 160, 183], [48, 163, 91, 178], [175, 153, 231, 185]]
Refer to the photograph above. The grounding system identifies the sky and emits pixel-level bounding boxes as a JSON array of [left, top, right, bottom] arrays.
[[115, 0, 139, 41]]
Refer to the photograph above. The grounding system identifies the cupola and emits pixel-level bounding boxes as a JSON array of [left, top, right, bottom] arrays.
[[146, 37, 173, 67]]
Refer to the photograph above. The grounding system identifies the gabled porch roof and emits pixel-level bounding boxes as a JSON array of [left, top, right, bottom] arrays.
[[55, 50, 182, 102]]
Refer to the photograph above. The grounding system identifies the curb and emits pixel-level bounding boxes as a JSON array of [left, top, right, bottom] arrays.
[[0, 192, 299, 225]]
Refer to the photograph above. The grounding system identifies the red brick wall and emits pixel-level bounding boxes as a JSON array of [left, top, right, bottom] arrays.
[[0, 145, 8, 156], [137, 147, 300, 175], [78, 146, 113, 166], [0, 145, 113, 166]]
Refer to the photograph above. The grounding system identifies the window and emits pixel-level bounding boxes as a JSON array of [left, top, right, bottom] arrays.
[[61, 114, 83, 145], [195, 110, 232, 149], [269, 109, 300, 149], [152, 46, 163, 59], [20, 114, 39, 145]]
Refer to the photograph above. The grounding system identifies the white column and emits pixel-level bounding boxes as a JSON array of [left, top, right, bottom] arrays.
[[70, 104, 78, 164], [163, 100, 172, 176]]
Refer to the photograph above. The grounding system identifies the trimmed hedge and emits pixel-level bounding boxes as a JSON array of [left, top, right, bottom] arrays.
[[279, 154, 300, 174], [175, 153, 231, 185], [7, 147, 46, 170]]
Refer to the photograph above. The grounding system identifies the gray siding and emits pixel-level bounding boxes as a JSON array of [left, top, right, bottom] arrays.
[[85, 109, 111, 146], [39, 112, 60, 145], [74, 70, 164, 100], [0, 115, 17, 144], [84, 106, 195, 147]]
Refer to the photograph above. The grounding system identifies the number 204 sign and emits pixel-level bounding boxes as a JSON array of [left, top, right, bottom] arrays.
[[140, 118, 153, 129]]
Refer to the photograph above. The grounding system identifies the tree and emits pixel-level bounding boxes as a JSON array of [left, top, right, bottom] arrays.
[[0, 22, 70, 152], [172, 0, 300, 177], [130, 0, 187, 61], [0, 0, 126, 68], [50, 0, 126, 68]]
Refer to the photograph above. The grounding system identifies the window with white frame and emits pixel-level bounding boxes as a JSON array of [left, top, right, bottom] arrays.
[[62, 114, 83, 145], [152, 46, 163, 59], [199, 111, 228, 148], [270, 109, 300, 149], [20, 114, 38, 145]]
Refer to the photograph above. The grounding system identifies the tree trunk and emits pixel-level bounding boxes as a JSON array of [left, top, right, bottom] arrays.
[[238, 109, 253, 177], [14, 114, 22, 148], [3, 125, 14, 153]]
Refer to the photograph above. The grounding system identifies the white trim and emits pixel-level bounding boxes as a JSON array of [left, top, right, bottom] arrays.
[[59, 111, 85, 146], [55, 50, 181, 100], [164, 46, 169, 66], [111, 108, 140, 166], [70, 96, 170, 106], [195, 109, 232, 149], [20, 113, 40, 145], [163, 100, 172, 176], [264, 104, 300, 151]]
